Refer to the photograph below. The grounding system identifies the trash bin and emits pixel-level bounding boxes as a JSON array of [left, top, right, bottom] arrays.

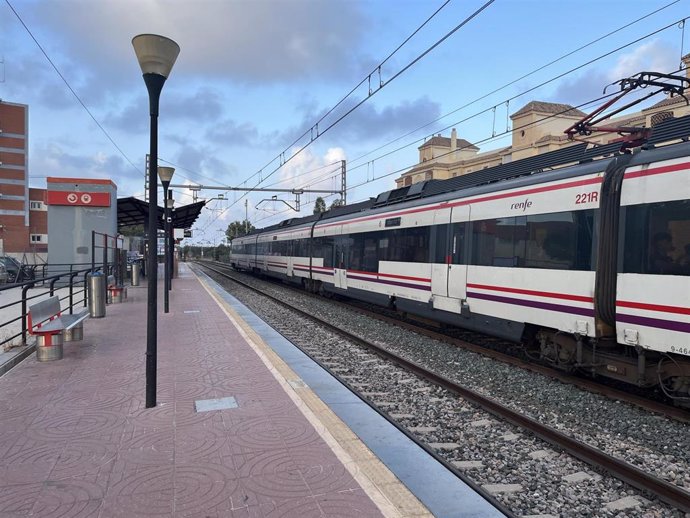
[[88, 272, 106, 318], [131, 261, 140, 286]]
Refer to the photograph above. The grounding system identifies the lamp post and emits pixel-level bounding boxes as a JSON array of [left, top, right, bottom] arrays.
[[132, 34, 180, 409], [166, 192, 175, 291], [158, 167, 174, 313]]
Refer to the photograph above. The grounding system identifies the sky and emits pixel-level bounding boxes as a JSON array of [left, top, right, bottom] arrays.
[[0, 0, 687, 246]]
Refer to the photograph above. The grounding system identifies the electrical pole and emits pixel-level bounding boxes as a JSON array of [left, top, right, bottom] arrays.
[[245, 199, 248, 234], [341, 160, 347, 206]]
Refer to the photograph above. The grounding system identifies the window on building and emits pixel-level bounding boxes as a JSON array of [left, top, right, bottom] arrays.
[[29, 201, 44, 210], [30, 234, 45, 243]]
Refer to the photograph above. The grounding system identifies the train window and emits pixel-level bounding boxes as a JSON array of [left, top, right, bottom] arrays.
[[524, 212, 579, 269], [336, 235, 354, 269], [471, 217, 524, 267], [432, 224, 449, 263], [362, 235, 378, 272], [387, 227, 430, 263], [471, 211, 595, 270], [623, 200, 690, 276]]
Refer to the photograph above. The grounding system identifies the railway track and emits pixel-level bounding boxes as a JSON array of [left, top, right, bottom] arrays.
[[208, 261, 690, 423], [196, 261, 690, 515]]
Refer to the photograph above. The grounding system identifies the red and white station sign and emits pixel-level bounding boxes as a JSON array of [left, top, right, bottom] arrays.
[[46, 191, 111, 207]]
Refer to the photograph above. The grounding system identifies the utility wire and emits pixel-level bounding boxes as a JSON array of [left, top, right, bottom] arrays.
[[240, 0, 455, 190], [343, 14, 689, 181], [226, 0, 495, 210], [196, 7, 682, 232], [4, 0, 141, 176], [348, 0, 680, 167]]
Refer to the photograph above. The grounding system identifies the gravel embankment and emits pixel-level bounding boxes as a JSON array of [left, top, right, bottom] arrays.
[[197, 265, 688, 517]]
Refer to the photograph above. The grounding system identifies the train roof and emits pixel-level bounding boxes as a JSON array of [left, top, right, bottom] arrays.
[[241, 114, 690, 237]]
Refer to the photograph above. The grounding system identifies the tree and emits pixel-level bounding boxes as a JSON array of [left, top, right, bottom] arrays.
[[329, 199, 344, 210], [119, 224, 145, 237], [225, 220, 255, 242], [313, 197, 327, 214]]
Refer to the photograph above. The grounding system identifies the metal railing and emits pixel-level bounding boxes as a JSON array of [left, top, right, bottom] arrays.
[[0, 264, 113, 349], [92, 231, 125, 287]]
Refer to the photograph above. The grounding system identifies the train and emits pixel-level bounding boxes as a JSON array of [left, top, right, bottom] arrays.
[[229, 119, 690, 401]]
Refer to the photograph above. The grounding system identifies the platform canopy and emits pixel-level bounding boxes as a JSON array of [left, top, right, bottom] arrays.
[[117, 197, 205, 231]]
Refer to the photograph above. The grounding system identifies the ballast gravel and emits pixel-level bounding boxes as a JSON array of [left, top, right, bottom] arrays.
[[198, 265, 688, 518]]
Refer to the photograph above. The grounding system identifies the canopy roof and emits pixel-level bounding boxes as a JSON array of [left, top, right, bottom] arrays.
[[117, 197, 205, 230]]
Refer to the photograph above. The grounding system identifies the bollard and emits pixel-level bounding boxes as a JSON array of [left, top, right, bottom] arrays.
[[88, 273, 106, 318], [131, 261, 140, 286]]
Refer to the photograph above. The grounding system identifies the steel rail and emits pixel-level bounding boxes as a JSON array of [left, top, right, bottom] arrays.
[[197, 261, 690, 514]]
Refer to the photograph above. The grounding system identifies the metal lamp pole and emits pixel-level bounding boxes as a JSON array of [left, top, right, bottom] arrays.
[[132, 34, 180, 409], [167, 192, 174, 291], [158, 167, 174, 313]]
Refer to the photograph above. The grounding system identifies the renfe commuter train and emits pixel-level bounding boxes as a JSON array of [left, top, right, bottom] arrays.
[[229, 124, 690, 401]]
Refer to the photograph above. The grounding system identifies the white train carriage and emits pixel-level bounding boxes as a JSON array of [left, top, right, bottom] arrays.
[[229, 134, 690, 395], [616, 153, 690, 358]]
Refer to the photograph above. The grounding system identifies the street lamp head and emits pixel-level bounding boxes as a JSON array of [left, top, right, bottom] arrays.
[[158, 166, 175, 188], [132, 34, 180, 78]]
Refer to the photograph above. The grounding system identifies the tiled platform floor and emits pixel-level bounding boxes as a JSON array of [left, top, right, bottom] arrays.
[[0, 264, 418, 517]]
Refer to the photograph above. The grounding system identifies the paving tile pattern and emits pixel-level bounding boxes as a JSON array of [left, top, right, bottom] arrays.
[[0, 266, 383, 517]]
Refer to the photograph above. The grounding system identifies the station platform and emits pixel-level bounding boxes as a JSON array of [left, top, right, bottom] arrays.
[[0, 263, 502, 518]]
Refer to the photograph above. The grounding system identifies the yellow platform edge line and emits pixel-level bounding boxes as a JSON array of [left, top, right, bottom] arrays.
[[196, 272, 433, 518]]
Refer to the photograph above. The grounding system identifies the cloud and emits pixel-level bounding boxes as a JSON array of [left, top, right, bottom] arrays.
[[205, 119, 261, 147], [14, 0, 367, 87], [285, 96, 442, 145], [104, 87, 227, 138], [550, 39, 679, 107], [0, 55, 75, 109], [29, 141, 145, 196]]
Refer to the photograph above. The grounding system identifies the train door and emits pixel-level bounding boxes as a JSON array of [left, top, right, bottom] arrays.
[[448, 205, 470, 300], [334, 231, 349, 290], [286, 238, 294, 277], [431, 206, 452, 297]]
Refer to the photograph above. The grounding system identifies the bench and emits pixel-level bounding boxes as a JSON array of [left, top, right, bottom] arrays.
[[28, 296, 90, 362]]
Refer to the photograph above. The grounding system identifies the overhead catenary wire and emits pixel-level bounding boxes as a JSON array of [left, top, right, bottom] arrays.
[[347, 0, 680, 167], [215, 18, 688, 231], [347, 13, 690, 177], [205, 11, 686, 234], [195, 9, 686, 234], [159, 1, 680, 203], [223, 1, 496, 209]]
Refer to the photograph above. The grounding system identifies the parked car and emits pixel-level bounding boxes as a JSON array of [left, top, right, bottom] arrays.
[[0, 263, 8, 283], [0, 257, 35, 283]]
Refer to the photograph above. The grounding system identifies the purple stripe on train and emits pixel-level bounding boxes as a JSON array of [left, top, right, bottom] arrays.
[[294, 267, 334, 276], [467, 291, 595, 317], [617, 313, 690, 334], [347, 275, 431, 291]]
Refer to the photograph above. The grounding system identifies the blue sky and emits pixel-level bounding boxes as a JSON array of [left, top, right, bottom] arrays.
[[1, 0, 687, 245]]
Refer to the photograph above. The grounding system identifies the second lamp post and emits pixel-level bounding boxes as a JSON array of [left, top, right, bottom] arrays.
[[158, 166, 175, 314]]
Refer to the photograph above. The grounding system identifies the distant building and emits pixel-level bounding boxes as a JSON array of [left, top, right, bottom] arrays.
[[396, 54, 690, 188], [0, 101, 47, 262]]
